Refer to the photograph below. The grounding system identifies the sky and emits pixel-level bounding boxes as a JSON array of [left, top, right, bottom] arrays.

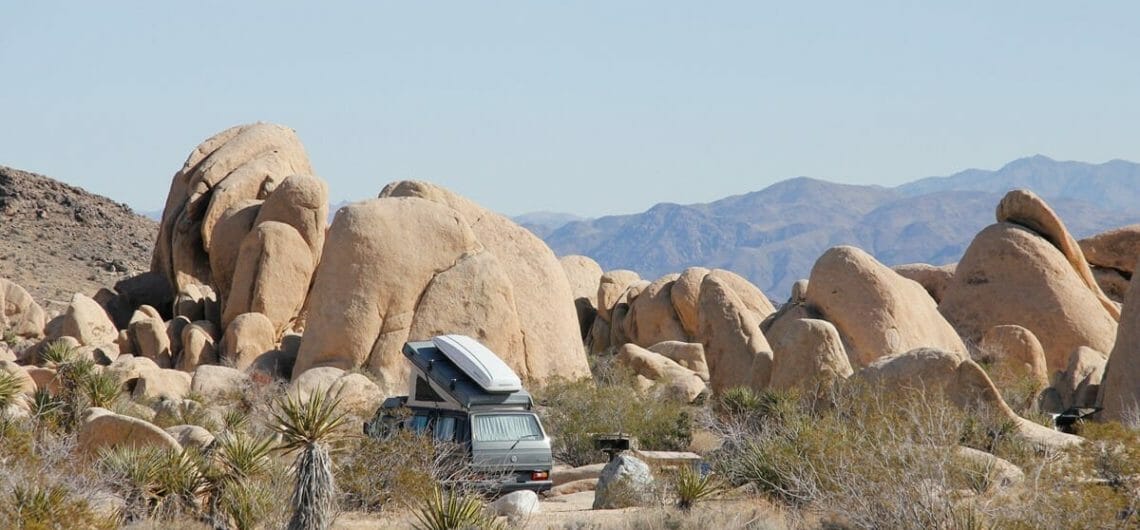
[[2, 2, 1138, 218]]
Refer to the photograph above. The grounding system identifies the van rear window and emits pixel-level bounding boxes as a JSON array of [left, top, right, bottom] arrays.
[[472, 414, 542, 442]]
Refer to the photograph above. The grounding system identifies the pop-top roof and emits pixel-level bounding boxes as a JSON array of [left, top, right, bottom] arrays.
[[432, 334, 522, 393], [403, 339, 532, 410]]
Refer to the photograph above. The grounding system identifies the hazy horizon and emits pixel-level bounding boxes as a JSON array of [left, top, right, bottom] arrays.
[[3, 2, 1138, 217]]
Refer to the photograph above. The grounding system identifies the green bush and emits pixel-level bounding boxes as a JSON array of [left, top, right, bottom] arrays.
[[0, 482, 117, 530], [536, 377, 692, 467], [411, 486, 504, 530], [671, 465, 724, 512], [0, 371, 24, 412], [38, 340, 77, 367]]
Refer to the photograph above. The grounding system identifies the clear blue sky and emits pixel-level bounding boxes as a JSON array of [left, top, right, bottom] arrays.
[[2, 2, 1137, 217]]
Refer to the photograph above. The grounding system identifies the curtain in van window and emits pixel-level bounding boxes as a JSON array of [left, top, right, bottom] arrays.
[[434, 416, 457, 442], [473, 414, 541, 442]]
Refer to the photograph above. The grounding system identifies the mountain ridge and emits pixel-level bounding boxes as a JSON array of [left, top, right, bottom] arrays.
[[536, 156, 1140, 300]]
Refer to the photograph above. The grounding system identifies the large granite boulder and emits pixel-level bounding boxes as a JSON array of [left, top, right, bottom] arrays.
[[698, 276, 772, 392], [806, 246, 967, 367], [0, 278, 45, 339], [940, 191, 1118, 374], [295, 183, 590, 394]]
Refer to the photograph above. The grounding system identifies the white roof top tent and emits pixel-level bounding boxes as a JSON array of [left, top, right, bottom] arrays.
[[432, 334, 521, 393], [401, 335, 532, 412]]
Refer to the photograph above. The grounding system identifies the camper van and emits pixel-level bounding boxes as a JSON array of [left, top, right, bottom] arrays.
[[364, 335, 554, 493]]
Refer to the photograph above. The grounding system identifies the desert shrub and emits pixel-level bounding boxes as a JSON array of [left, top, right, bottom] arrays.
[[411, 486, 504, 530], [537, 377, 693, 466], [0, 482, 117, 530], [670, 465, 725, 512], [219, 476, 282, 530], [97, 445, 165, 519], [1, 327, 17, 347], [337, 430, 468, 512], [27, 388, 64, 435], [709, 381, 1035, 527]]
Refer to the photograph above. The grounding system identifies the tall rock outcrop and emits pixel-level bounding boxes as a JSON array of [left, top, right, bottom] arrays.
[[1099, 267, 1140, 421], [940, 190, 1118, 375], [379, 181, 589, 381], [560, 255, 604, 339], [697, 276, 773, 392], [294, 183, 590, 394], [152, 124, 328, 355]]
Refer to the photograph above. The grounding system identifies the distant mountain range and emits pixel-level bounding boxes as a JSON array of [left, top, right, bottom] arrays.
[[530, 156, 1140, 301]]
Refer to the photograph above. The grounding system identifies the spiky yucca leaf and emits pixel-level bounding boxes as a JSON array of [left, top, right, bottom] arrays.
[[222, 408, 250, 433], [8, 483, 69, 524], [83, 371, 122, 409], [39, 340, 77, 366], [412, 486, 504, 530], [27, 388, 63, 426], [156, 448, 208, 499], [98, 445, 164, 493], [217, 432, 275, 482], [0, 370, 24, 410], [270, 387, 349, 452], [673, 465, 724, 512], [221, 479, 277, 530]]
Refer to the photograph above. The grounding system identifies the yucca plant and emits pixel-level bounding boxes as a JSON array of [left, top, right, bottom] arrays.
[[0, 482, 110, 529], [154, 448, 208, 516], [673, 465, 724, 512], [201, 432, 276, 529], [82, 371, 122, 409], [98, 445, 163, 519], [221, 408, 250, 434], [0, 370, 24, 412], [412, 486, 504, 530], [217, 432, 275, 481], [27, 388, 64, 437], [221, 479, 278, 530], [39, 340, 77, 367], [270, 387, 349, 530]]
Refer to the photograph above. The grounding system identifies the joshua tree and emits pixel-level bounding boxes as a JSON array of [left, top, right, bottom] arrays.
[[270, 387, 348, 530]]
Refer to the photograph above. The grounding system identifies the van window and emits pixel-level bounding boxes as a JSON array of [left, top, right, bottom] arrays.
[[434, 416, 457, 442], [472, 413, 542, 442], [407, 414, 430, 435]]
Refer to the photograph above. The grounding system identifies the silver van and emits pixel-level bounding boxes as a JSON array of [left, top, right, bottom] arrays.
[[364, 336, 554, 493]]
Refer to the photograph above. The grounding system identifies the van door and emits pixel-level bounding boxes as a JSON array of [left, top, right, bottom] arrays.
[[469, 412, 552, 477]]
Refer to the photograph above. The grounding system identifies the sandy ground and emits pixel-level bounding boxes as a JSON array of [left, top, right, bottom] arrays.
[[333, 490, 786, 529]]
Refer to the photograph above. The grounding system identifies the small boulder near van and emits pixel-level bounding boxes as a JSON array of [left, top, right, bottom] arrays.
[[364, 334, 553, 493]]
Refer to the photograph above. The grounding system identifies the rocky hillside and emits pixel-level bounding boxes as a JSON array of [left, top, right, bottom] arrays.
[[0, 165, 156, 307], [541, 156, 1140, 300]]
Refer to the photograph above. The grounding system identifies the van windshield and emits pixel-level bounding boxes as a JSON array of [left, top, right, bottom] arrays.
[[472, 413, 542, 442]]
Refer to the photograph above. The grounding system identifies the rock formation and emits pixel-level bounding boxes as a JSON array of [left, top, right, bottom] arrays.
[[940, 191, 1119, 374], [151, 124, 326, 345], [294, 182, 590, 394], [0, 279, 45, 340], [560, 255, 604, 338], [806, 246, 968, 367]]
